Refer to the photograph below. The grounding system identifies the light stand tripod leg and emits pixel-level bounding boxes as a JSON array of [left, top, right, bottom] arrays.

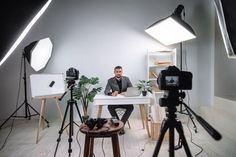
[[175, 121, 192, 157], [0, 102, 25, 129], [54, 102, 70, 157], [152, 119, 169, 157], [185, 107, 197, 132]]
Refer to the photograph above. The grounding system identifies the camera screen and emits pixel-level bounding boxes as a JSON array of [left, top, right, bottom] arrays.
[[165, 76, 179, 86]]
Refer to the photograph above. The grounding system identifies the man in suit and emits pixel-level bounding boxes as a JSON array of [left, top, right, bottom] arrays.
[[104, 66, 134, 134]]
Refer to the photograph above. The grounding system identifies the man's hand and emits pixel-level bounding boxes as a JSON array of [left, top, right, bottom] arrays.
[[112, 91, 119, 96]]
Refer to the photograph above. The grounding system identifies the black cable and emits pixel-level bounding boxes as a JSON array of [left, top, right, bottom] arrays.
[[0, 54, 23, 151], [76, 129, 81, 157], [186, 91, 204, 156], [137, 139, 150, 157], [101, 138, 105, 157], [187, 116, 203, 157], [182, 42, 204, 156]]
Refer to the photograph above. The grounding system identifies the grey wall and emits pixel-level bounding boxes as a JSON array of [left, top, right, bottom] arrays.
[[0, 0, 215, 120], [214, 17, 236, 99]]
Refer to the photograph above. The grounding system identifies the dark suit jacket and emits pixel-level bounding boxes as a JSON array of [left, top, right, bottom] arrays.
[[104, 76, 132, 95]]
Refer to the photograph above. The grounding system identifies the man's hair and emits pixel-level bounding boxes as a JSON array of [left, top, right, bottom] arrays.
[[114, 66, 122, 71]]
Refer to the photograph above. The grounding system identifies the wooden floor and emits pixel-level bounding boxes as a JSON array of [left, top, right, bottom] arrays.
[[0, 99, 235, 157]]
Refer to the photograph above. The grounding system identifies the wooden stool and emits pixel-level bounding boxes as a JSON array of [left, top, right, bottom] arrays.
[[80, 119, 124, 157]]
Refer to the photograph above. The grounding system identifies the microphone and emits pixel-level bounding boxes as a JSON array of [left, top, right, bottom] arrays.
[[49, 81, 55, 87]]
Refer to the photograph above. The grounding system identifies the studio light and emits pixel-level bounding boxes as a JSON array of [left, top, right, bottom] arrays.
[[24, 38, 53, 72], [0, 38, 53, 129], [145, 5, 196, 45], [0, 0, 52, 129]]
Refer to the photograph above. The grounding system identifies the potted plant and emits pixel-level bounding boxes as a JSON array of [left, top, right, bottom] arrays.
[[73, 75, 102, 120], [137, 80, 152, 96]]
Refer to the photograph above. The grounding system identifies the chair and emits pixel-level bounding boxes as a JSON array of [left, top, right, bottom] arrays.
[[115, 108, 131, 129]]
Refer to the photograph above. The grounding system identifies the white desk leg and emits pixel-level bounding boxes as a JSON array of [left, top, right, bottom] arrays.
[[140, 104, 150, 137], [139, 105, 145, 129], [97, 105, 103, 118], [36, 99, 46, 144]]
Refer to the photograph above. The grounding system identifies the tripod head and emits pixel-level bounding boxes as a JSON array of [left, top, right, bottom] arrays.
[[159, 90, 185, 107]]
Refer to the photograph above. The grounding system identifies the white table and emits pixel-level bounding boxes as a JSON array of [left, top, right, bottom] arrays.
[[93, 94, 151, 137]]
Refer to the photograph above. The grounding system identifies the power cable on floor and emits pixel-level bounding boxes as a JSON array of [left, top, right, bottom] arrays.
[[76, 129, 82, 157]]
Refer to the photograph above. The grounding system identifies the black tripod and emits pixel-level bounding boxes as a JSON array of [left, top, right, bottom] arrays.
[[153, 91, 192, 157], [54, 82, 83, 157], [0, 52, 49, 129], [153, 90, 222, 157]]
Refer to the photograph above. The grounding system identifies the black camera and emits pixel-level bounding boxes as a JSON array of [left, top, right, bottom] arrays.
[[85, 118, 108, 130], [66, 67, 79, 81], [157, 66, 192, 91]]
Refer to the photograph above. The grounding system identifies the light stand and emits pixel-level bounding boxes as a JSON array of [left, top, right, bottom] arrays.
[[0, 51, 49, 129], [178, 42, 198, 133]]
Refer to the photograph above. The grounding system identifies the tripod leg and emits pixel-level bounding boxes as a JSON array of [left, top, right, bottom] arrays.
[[68, 104, 73, 156], [0, 102, 25, 129], [74, 101, 83, 123], [169, 124, 175, 157], [175, 121, 192, 157], [54, 102, 70, 157], [185, 108, 197, 132], [152, 119, 169, 157]]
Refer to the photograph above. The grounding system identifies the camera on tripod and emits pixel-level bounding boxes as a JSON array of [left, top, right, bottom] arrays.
[[66, 67, 79, 87], [157, 66, 192, 107], [157, 66, 192, 91]]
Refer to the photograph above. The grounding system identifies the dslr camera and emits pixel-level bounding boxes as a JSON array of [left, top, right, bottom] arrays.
[[157, 66, 192, 91], [66, 67, 79, 81], [66, 67, 79, 87], [157, 66, 192, 107]]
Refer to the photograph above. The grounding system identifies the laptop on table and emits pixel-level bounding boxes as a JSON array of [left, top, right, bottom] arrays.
[[124, 87, 141, 97]]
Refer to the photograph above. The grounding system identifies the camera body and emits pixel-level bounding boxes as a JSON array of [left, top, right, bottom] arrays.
[[66, 67, 79, 81], [157, 66, 192, 107], [85, 118, 108, 130], [66, 68, 79, 87], [157, 66, 192, 90]]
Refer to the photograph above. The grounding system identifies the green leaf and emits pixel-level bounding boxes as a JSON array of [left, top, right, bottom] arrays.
[[73, 75, 102, 115]]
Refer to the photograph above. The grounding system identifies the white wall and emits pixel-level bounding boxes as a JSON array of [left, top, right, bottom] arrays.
[[0, 0, 215, 120]]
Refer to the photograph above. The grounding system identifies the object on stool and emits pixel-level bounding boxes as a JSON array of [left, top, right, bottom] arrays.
[[85, 118, 108, 130], [119, 128, 125, 135]]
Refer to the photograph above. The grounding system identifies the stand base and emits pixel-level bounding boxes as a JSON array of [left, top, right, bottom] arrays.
[[153, 115, 192, 157], [0, 101, 49, 129]]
